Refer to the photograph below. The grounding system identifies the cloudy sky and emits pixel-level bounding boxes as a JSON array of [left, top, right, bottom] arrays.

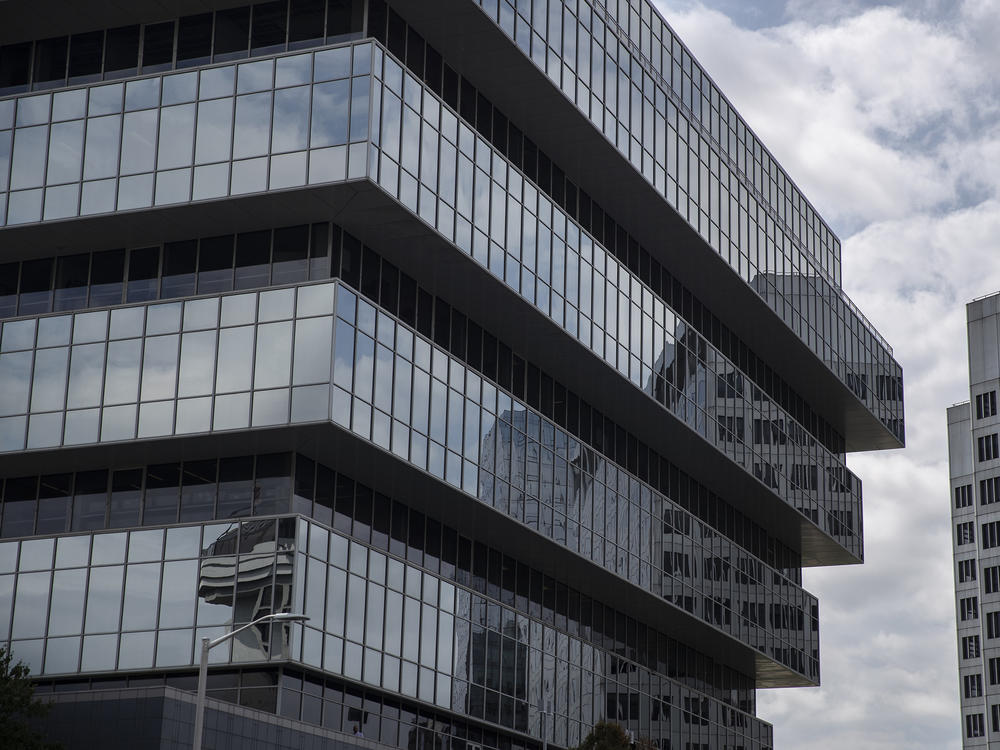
[[648, 0, 1000, 747]]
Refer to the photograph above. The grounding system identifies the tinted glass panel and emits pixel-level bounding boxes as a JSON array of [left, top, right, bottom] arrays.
[[33, 37, 68, 86], [176, 14, 212, 67], [252, 1, 287, 53], [142, 22, 175, 71], [68, 32, 103, 81], [104, 26, 140, 76], [214, 7, 250, 60]]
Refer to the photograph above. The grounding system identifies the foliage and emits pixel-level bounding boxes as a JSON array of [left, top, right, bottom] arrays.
[[576, 721, 631, 750], [0, 645, 59, 750]]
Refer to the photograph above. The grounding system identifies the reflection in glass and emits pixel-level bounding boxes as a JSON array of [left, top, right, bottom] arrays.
[[138, 401, 174, 438], [121, 109, 158, 174], [217, 326, 254, 392], [157, 104, 195, 169], [254, 321, 292, 388], [237, 59, 274, 93], [46, 120, 84, 184], [79, 178, 116, 216], [159, 559, 197, 628], [101, 404, 137, 442], [250, 388, 288, 426], [108, 469, 142, 528], [234, 92, 272, 159], [176, 397, 213, 434], [67, 344, 105, 408], [88, 84, 123, 116], [141, 334, 179, 400], [43, 184, 80, 220], [155, 168, 192, 205], [272, 87, 309, 153], [200, 66, 235, 99], [178, 330, 217, 397], [27, 412, 63, 449], [66, 469, 105, 531], [166, 526, 202, 559], [43, 636, 80, 674], [214, 393, 250, 430], [195, 98, 234, 165], [103, 338, 141, 404], [0, 131, 10, 192], [231, 157, 267, 194], [0, 352, 31, 416], [86, 568, 124, 633], [83, 115, 121, 180], [81, 633, 118, 671], [11, 125, 47, 190], [0, 576, 14, 642], [314, 47, 351, 82], [350, 77, 369, 142], [269, 151, 306, 189], [125, 78, 160, 111], [180, 462, 216, 522], [30, 347, 69, 412], [293, 316, 332, 385], [63, 409, 99, 445], [147, 301, 182, 335], [48, 569, 87, 636], [12, 571, 49, 639], [7, 188, 43, 224], [55, 535, 90, 568], [311, 79, 349, 148], [17, 96, 51, 127], [156, 628, 193, 667], [193, 163, 231, 200], [119, 631, 155, 669]]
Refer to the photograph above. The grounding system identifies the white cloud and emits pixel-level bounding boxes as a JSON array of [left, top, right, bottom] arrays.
[[652, 1, 1000, 748]]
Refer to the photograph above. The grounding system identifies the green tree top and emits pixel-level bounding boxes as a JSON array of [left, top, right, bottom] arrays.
[[576, 721, 631, 750], [0, 645, 60, 750]]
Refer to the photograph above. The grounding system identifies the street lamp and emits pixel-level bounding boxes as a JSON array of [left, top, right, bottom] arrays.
[[192, 612, 309, 750]]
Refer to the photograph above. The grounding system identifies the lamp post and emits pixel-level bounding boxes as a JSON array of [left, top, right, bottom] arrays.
[[192, 612, 309, 750]]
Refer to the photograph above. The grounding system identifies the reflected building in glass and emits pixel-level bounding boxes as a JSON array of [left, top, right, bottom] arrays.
[[0, 1, 903, 748], [949, 292, 1000, 748]]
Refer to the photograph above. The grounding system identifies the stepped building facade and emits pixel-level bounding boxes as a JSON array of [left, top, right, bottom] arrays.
[[0, 1, 904, 747], [949, 293, 1000, 748]]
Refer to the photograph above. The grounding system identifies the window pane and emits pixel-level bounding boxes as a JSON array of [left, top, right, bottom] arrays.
[[251, 1, 287, 54], [83, 115, 121, 180], [177, 14, 213, 67], [11, 125, 48, 189], [214, 7, 250, 61], [233, 92, 272, 159], [195, 98, 234, 165], [272, 86, 309, 152], [157, 104, 195, 170], [103, 338, 141, 404], [33, 37, 68, 87], [178, 330, 217, 397], [141, 334, 179, 401], [121, 109, 158, 174], [142, 22, 175, 71], [254, 322, 292, 389], [30, 347, 69, 411], [293, 316, 332, 385], [311, 80, 349, 147], [217, 326, 254, 392], [85, 564, 123, 633], [68, 31, 103, 81], [104, 26, 140, 77], [47, 120, 84, 184]]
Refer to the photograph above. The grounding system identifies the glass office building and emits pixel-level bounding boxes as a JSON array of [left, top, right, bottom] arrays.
[[0, 1, 904, 747], [949, 293, 1000, 749]]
